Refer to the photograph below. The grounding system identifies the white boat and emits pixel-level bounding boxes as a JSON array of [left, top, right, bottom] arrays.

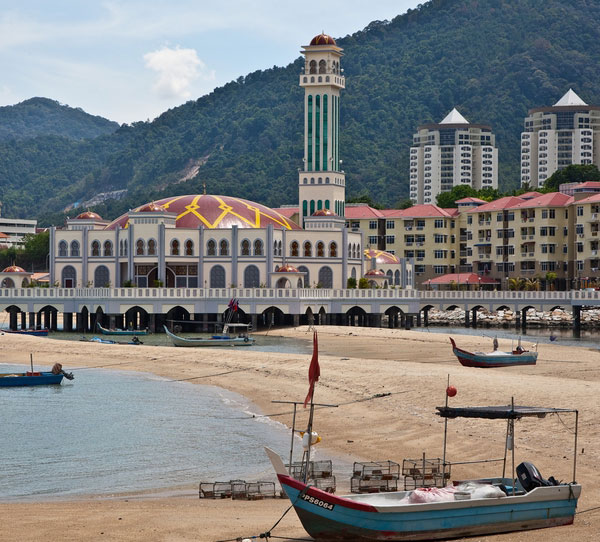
[[163, 324, 255, 347]]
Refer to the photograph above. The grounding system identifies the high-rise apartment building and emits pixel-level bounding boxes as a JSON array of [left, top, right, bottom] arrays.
[[409, 108, 498, 204], [520, 89, 600, 188]]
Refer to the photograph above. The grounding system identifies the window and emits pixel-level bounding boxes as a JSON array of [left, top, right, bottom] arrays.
[[254, 239, 263, 256], [318, 266, 333, 288], [103, 240, 113, 257], [577, 206, 584, 217], [94, 265, 110, 287], [210, 265, 226, 288], [219, 239, 229, 256], [185, 240, 193, 256], [434, 219, 445, 228], [148, 239, 156, 255], [368, 236, 378, 245], [369, 220, 377, 229], [241, 239, 250, 256], [70, 240, 80, 257], [304, 241, 312, 257], [244, 265, 260, 288], [136, 239, 145, 255], [291, 241, 299, 257], [329, 242, 337, 257], [317, 241, 325, 257], [119, 239, 128, 257], [385, 235, 395, 244], [91, 240, 100, 257], [207, 240, 216, 256], [171, 239, 180, 256], [386, 220, 395, 229]]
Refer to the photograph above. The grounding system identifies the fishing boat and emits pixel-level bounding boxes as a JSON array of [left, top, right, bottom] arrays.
[[82, 336, 143, 345], [96, 323, 150, 336], [449, 337, 538, 368], [163, 324, 255, 347], [3, 328, 49, 337], [0, 361, 74, 387], [266, 401, 581, 541]]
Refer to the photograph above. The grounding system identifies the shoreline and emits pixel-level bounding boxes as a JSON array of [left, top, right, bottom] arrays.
[[1, 327, 599, 541]]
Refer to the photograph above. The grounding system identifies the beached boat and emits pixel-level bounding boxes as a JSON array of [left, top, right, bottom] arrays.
[[449, 337, 538, 367], [163, 324, 255, 347], [3, 328, 49, 337], [266, 402, 580, 541], [0, 362, 74, 387], [96, 323, 149, 336], [82, 336, 143, 345]]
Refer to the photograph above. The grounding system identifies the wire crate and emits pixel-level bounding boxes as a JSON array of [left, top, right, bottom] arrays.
[[350, 476, 398, 493], [313, 476, 336, 494], [286, 459, 333, 481], [352, 460, 400, 480], [402, 457, 450, 490]]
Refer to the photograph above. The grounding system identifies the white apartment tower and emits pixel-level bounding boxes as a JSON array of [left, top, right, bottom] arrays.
[[409, 109, 498, 204], [298, 33, 346, 225], [520, 89, 600, 188]]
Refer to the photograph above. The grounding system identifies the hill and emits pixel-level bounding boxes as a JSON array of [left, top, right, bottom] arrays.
[[1, 0, 600, 224], [0, 98, 120, 141]]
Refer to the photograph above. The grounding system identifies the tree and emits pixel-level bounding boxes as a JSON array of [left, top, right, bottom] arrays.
[[346, 192, 384, 209], [508, 277, 525, 291], [545, 271, 557, 291], [543, 164, 600, 192], [395, 198, 414, 209], [435, 185, 478, 208]]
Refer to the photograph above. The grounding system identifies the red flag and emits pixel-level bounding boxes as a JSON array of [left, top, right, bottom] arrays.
[[304, 331, 320, 407]]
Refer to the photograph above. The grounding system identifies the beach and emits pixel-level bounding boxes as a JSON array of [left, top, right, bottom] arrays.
[[1, 327, 599, 542]]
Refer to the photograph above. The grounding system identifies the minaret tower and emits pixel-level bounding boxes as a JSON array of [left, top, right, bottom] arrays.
[[298, 33, 346, 225]]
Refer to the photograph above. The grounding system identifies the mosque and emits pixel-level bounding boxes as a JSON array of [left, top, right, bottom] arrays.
[[49, 34, 412, 292]]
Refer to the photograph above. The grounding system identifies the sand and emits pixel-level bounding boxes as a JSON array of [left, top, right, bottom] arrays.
[[1, 328, 599, 542]]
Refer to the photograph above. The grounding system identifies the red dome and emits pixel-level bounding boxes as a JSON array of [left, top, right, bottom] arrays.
[[104, 195, 302, 231], [278, 264, 300, 273], [75, 211, 103, 220], [138, 202, 167, 213], [310, 33, 336, 46], [365, 269, 386, 277], [3, 265, 26, 273], [312, 209, 336, 216], [364, 249, 400, 264]]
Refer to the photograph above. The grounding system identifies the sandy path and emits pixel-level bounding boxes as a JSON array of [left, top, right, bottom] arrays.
[[0, 328, 598, 542]]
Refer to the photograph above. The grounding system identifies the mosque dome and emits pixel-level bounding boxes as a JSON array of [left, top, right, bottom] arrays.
[[3, 265, 26, 273], [75, 211, 103, 220], [363, 249, 400, 265], [312, 209, 336, 216], [138, 202, 167, 213], [277, 264, 300, 273], [310, 33, 336, 46], [104, 194, 302, 231], [365, 269, 386, 277]]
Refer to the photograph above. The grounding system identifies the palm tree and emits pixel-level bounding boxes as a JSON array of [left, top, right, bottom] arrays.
[[524, 278, 540, 291], [545, 271, 557, 291], [508, 277, 525, 291]]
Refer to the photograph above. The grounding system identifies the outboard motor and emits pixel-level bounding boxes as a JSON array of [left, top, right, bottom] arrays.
[[516, 462, 558, 492]]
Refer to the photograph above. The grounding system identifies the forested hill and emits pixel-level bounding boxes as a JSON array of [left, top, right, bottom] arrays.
[[2, 0, 600, 224], [0, 98, 119, 141]]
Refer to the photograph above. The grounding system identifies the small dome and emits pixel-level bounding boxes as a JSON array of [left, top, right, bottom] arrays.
[[365, 269, 386, 277], [75, 211, 103, 220], [312, 209, 336, 217], [310, 33, 336, 46], [138, 202, 167, 213], [3, 265, 26, 273], [278, 264, 300, 273]]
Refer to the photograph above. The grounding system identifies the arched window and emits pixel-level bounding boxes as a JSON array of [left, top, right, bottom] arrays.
[[241, 239, 250, 256], [309, 60, 317, 74], [319, 59, 326, 74], [171, 239, 180, 256], [94, 265, 110, 287], [1, 278, 15, 288], [103, 240, 113, 257], [386, 270, 393, 284], [291, 241, 299, 257], [210, 265, 226, 288], [207, 240, 216, 256], [394, 270, 401, 285], [136, 239, 145, 255], [310, 200, 315, 215], [352, 243, 356, 259], [351, 268, 357, 279], [317, 241, 325, 257], [123, 239, 128, 256], [298, 265, 309, 288], [244, 265, 260, 288], [318, 266, 333, 288], [348, 243, 352, 258], [278, 240, 282, 256], [185, 240, 193, 256], [254, 239, 263, 256], [219, 239, 229, 256], [304, 241, 312, 257], [58, 241, 68, 257], [147, 239, 156, 256], [70, 240, 80, 257], [329, 242, 337, 257], [273, 240, 277, 254], [62, 265, 77, 288], [119, 239, 128, 257], [91, 240, 100, 257]]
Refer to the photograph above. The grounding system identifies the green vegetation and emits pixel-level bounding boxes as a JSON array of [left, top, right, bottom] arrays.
[[542, 164, 600, 192], [0, 231, 49, 272], [1, 0, 600, 223]]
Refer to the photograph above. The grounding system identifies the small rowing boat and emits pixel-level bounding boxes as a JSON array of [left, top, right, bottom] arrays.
[[96, 323, 149, 336], [3, 328, 49, 337], [449, 337, 537, 368], [0, 361, 74, 387], [163, 325, 255, 347]]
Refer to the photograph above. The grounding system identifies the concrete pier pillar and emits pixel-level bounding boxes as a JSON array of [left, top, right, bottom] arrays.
[[64, 313, 73, 332], [515, 312, 521, 330], [293, 314, 300, 327], [464, 310, 470, 327], [471, 308, 477, 328], [416, 312, 421, 327], [29, 312, 35, 330], [20, 311, 26, 330], [573, 305, 581, 338], [149, 314, 157, 333], [36, 312, 42, 330], [521, 308, 527, 331], [373, 314, 382, 328], [76, 312, 84, 333], [9, 311, 18, 330], [423, 309, 429, 328], [43, 310, 50, 330], [50, 310, 58, 331], [251, 314, 258, 332]]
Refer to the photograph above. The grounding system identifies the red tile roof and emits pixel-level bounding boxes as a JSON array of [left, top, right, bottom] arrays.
[[510, 192, 573, 209], [519, 191, 543, 199], [271, 207, 299, 219], [572, 193, 600, 204], [573, 181, 600, 189], [467, 196, 525, 212], [456, 197, 486, 204], [344, 205, 384, 219], [395, 204, 454, 218], [425, 273, 499, 285]]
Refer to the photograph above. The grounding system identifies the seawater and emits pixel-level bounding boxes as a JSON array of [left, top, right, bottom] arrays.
[[0, 365, 292, 501]]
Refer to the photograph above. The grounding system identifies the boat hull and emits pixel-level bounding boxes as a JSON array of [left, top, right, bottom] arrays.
[[450, 338, 537, 367], [3, 329, 49, 336], [163, 325, 255, 347], [97, 324, 149, 336], [278, 474, 579, 541], [0, 372, 64, 387]]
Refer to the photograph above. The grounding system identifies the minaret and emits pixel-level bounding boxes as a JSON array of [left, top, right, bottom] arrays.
[[298, 33, 346, 225]]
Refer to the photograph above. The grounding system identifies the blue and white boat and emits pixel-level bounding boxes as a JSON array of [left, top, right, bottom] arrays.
[[266, 403, 580, 541], [450, 337, 538, 368]]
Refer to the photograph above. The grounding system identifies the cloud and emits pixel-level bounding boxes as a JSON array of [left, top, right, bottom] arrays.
[[144, 46, 213, 100]]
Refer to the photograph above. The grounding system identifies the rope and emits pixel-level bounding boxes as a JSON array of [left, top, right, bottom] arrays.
[[166, 367, 255, 382], [577, 505, 600, 515]]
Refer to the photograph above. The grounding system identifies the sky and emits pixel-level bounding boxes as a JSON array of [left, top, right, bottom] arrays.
[[0, 1, 421, 124]]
